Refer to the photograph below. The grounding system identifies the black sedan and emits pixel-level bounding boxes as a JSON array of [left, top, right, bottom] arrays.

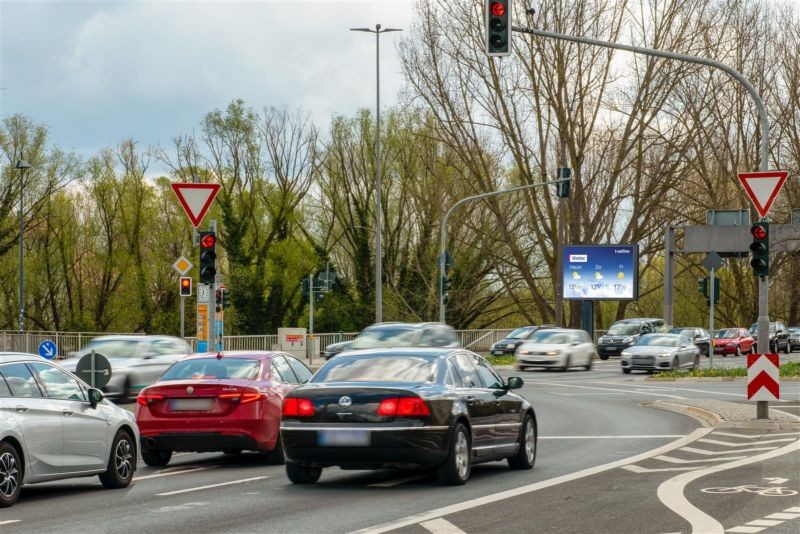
[[280, 348, 537, 486]]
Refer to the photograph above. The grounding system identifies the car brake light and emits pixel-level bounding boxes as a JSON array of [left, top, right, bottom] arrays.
[[136, 393, 165, 406], [377, 397, 430, 417], [219, 389, 265, 404], [282, 398, 314, 417]]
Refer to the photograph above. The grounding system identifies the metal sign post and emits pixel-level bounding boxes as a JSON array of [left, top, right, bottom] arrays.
[[308, 273, 314, 364], [709, 268, 715, 369]]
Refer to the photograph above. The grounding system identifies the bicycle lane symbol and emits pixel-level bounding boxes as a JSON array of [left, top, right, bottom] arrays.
[[701, 484, 798, 497]]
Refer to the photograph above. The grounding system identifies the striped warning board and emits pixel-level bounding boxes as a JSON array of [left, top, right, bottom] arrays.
[[747, 353, 780, 401]]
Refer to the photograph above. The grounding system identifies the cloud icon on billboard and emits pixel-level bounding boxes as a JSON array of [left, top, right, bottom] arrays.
[[594, 271, 603, 279], [572, 271, 581, 280]]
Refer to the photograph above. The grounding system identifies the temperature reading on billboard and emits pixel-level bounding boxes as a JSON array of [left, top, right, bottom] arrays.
[[562, 245, 639, 301]]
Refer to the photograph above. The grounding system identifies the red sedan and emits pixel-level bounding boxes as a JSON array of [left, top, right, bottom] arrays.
[[135, 351, 312, 466], [713, 328, 755, 357]]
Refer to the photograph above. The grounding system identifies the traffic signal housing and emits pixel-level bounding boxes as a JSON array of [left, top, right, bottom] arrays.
[[749, 222, 769, 277], [441, 275, 452, 305], [199, 231, 217, 285], [179, 277, 192, 297], [697, 277, 708, 298], [485, 0, 511, 57]]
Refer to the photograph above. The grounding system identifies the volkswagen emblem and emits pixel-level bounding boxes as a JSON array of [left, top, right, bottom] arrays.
[[338, 396, 352, 408], [186, 386, 194, 394]]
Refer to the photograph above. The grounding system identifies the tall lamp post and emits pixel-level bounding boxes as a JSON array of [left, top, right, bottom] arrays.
[[15, 158, 31, 332], [350, 24, 402, 324]]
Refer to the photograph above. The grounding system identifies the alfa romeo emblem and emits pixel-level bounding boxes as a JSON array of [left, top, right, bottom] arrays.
[[186, 386, 194, 394], [338, 396, 352, 408]]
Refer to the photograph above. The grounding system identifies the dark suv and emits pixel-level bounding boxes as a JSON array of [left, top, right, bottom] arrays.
[[490, 325, 554, 356], [323, 322, 459, 359], [597, 318, 666, 360], [749, 321, 791, 354]]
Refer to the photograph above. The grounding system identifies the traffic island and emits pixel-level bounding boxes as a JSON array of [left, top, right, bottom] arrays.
[[651, 398, 800, 430]]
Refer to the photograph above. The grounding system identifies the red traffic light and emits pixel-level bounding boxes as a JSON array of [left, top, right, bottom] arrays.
[[750, 225, 767, 240], [491, 2, 505, 16], [180, 278, 191, 289], [201, 233, 216, 248]]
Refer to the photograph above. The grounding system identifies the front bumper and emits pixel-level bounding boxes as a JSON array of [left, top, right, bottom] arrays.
[[598, 343, 634, 357], [620, 357, 672, 371], [516, 354, 566, 368]]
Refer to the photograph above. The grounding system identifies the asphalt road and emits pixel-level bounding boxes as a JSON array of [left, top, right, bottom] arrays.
[[3, 356, 799, 533]]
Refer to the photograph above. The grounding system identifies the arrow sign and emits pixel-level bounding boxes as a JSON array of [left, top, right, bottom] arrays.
[[38, 340, 57, 360], [747, 353, 780, 401], [737, 170, 789, 219], [171, 183, 221, 227]]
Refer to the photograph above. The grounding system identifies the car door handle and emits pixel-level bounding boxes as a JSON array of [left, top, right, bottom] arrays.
[[62, 410, 74, 416], [15, 406, 29, 413]]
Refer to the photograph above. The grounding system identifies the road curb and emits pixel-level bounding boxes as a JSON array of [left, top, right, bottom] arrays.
[[645, 376, 800, 382], [651, 400, 800, 430], [651, 401, 722, 427]]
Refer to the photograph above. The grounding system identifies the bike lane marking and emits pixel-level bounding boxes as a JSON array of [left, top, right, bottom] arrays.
[[419, 518, 467, 534]]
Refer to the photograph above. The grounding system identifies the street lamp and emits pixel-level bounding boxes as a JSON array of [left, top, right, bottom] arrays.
[[350, 24, 402, 324], [15, 158, 31, 332]]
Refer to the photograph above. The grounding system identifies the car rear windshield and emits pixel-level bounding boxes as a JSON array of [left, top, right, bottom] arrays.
[[716, 329, 739, 338], [312, 355, 437, 383], [607, 323, 641, 335], [528, 330, 569, 344], [160, 358, 261, 381], [637, 335, 681, 347], [83, 339, 140, 358], [349, 327, 418, 349], [508, 327, 536, 339]]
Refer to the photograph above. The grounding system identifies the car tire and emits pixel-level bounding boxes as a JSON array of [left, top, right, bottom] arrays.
[[693, 355, 700, 370], [599, 354, 609, 361], [141, 447, 172, 467], [436, 423, 471, 486], [0, 441, 22, 508], [560, 355, 570, 372], [285, 462, 322, 484], [735, 345, 741, 357], [99, 430, 136, 489], [584, 356, 593, 371], [266, 436, 285, 465], [508, 414, 536, 470], [622, 368, 631, 374], [671, 358, 679, 372]]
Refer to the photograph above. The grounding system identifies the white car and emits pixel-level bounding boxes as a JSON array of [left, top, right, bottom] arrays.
[[515, 329, 596, 372], [0, 353, 139, 507]]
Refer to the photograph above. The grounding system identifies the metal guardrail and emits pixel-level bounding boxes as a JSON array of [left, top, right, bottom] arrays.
[[0, 331, 144, 358]]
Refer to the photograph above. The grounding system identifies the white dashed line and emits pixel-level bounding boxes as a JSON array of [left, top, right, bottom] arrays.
[[368, 473, 432, 487], [0, 520, 21, 526], [134, 466, 217, 481], [680, 446, 778, 456], [155, 476, 267, 496], [420, 518, 467, 534], [540, 435, 684, 439]]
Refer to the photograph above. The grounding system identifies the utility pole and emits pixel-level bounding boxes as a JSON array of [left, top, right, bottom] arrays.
[[555, 138, 568, 327]]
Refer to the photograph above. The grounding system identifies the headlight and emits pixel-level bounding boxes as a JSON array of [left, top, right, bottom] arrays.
[[545, 350, 560, 356], [507, 343, 516, 350], [726, 342, 735, 346], [620, 352, 631, 358], [599, 336, 609, 343], [622, 336, 634, 343], [658, 352, 672, 358], [518, 350, 532, 355]]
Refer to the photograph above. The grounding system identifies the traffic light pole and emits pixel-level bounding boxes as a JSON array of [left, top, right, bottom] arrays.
[[439, 178, 564, 323], [511, 23, 771, 419], [180, 295, 185, 339], [709, 269, 715, 369]]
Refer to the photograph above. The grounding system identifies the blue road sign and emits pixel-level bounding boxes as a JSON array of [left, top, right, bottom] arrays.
[[38, 340, 57, 360]]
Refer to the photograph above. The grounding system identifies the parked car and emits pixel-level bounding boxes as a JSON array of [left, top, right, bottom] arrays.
[[713, 328, 755, 357], [322, 339, 355, 360], [515, 328, 596, 372], [668, 327, 712, 356], [135, 351, 311, 467], [620, 333, 700, 374], [280, 348, 536, 486], [596, 318, 667, 360], [788, 327, 800, 352], [325, 322, 460, 359], [0, 353, 138, 508], [61, 335, 192, 401], [490, 325, 554, 356], [749, 321, 791, 354]]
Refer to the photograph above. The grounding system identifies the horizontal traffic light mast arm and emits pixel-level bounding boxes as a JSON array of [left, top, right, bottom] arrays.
[[511, 25, 769, 173]]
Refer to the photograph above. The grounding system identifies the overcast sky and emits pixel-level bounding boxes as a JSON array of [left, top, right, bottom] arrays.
[[0, 0, 416, 163]]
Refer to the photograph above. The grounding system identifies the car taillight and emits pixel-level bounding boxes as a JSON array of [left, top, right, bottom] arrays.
[[377, 397, 430, 417], [282, 398, 314, 417], [136, 393, 165, 406], [219, 389, 264, 404]]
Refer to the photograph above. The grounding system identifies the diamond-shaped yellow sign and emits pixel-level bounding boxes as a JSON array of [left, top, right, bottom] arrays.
[[172, 256, 193, 275]]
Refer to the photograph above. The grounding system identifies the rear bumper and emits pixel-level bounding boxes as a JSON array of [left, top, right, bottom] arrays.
[[140, 432, 270, 452]]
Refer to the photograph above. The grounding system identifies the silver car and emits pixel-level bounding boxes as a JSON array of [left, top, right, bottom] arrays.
[[0, 353, 139, 507], [62, 335, 192, 400], [620, 334, 700, 374]]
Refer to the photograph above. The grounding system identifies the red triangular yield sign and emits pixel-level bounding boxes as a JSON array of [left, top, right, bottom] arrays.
[[171, 183, 221, 227], [737, 170, 789, 219]]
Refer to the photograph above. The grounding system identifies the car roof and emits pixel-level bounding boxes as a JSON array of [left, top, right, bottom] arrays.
[[182, 351, 287, 361], [327, 347, 459, 359], [0, 352, 40, 363], [88, 335, 173, 342], [365, 322, 450, 330]]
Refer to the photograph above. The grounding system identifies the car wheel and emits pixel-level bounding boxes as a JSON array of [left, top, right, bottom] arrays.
[[599, 354, 609, 361], [0, 442, 22, 508], [584, 355, 594, 371], [285, 462, 322, 484], [693, 354, 700, 370], [671, 358, 679, 372], [508, 414, 536, 470], [99, 430, 136, 489], [735, 345, 741, 357], [622, 368, 631, 374], [560, 355, 570, 372], [141, 447, 172, 467], [266, 435, 285, 465], [785, 343, 791, 355], [436, 423, 471, 485]]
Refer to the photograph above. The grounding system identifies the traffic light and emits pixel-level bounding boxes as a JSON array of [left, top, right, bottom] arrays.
[[441, 275, 452, 305], [485, 0, 511, 57], [199, 231, 217, 285], [697, 277, 708, 298], [749, 222, 769, 277], [222, 288, 230, 309], [556, 167, 571, 198], [710, 276, 720, 305], [179, 277, 192, 297]]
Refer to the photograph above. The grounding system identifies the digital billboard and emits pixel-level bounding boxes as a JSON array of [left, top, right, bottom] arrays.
[[562, 245, 639, 301]]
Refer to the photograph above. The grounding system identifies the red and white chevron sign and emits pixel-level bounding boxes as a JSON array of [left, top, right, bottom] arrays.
[[747, 353, 780, 401]]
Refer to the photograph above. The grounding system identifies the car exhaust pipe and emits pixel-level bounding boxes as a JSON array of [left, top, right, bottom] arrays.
[[144, 437, 156, 449]]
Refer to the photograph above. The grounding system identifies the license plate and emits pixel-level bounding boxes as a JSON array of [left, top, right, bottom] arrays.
[[170, 398, 214, 411], [318, 429, 371, 447], [493, 350, 504, 355], [606, 346, 618, 351]]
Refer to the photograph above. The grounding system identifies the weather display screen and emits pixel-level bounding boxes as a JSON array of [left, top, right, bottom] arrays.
[[562, 245, 639, 301]]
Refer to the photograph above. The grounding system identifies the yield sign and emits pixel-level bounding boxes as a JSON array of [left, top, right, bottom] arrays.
[[737, 170, 789, 219], [747, 353, 780, 401], [171, 183, 221, 227]]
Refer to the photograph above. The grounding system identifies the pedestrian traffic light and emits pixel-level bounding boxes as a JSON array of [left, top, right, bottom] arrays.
[[749, 222, 769, 277], [199, 231, 217, 285], [485, 0, 511, 57], [179, 277, 192, 297]]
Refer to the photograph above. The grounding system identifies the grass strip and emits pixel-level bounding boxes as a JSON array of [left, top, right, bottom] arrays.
[[654, 359, 800, 379]]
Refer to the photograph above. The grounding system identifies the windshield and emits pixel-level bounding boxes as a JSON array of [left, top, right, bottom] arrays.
[[789, 327, 800, 334], [670, 329, 694, 338], [607, 323, 641, 336], [83, 339, 140, 358], [312, 355, 437, 383], [349, 327, 419, 349], [160, 358, 261, 381], [508, 327, 536, 339], [750, 323, 776, 334], [716, 329, 739, 338], [528, 330, 569, 344], [636, 335, 681, 347]]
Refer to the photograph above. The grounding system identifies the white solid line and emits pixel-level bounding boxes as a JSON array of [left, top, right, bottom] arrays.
[[680, 446, 778, 456], [622, 465, 699, 473], [698, 437, 796, 447], [524, 380, 687, 399], [133, 466, 215, 481], [746, 519, 784, 527], [540, 435, 684, 439], [765, 513, 800, 520], [420, 518, 467, 534], [368, 473, 432, 487], [595, 381, 747, 397], [654, 455, 748, 464], [726, 527, 765, 533], [784, 507, 800, 513], [0, 520, 21, 526], [349, 428, 711, 534], [155, 476, 267, 496], [656, 438, 800, 534]]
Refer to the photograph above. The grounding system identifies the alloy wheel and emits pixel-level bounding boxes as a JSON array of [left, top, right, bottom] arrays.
[[0, 452, 19, 499], [524, 422, 535, 464], [454, 431, 469, 479], [115, 438, 133, 480]]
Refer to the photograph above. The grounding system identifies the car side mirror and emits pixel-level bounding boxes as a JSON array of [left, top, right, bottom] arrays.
[[88, 388, 104, 409], [506, 376, 524, 390]]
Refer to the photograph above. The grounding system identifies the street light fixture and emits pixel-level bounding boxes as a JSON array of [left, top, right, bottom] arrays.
[[15, 158, 31, 332], [350, 24, 402, 324]]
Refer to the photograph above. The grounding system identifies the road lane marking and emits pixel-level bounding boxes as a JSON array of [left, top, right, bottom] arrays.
[[622, 465, 700, 473], [134, 466, 217, 481], [784, 507, 800, 513], [420, 518, 467, 534], [727, 527, 766, 533], [525, 380, 687, 399], [765, 512, 800, 520], [369, 473, 432, 487], [155, 476, 267, 496], [540, 435, 684, 439], [0, 520, 21, 526], [593, 381, 746, 397], [746, 519, 784, 526], [656, 437, 800, 534], [350, 428, 711, 534], [654, 454, 748, 464], [698, 437, 796, 447], [680, 446, 778, 456]]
